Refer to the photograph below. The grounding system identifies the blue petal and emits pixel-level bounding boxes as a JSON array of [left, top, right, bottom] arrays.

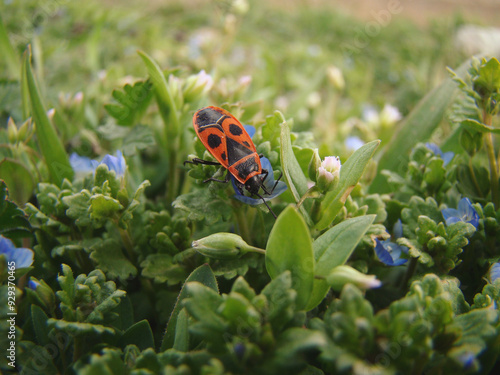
[[100, 150, 126, 176], [231, 157, 287, 206], [441, 208, 460, 225], [0, 235, 34, 268], [458, 198, 479, 228], [243, 125, 256, 139], [345, 136, 364, 151], [442, 151, 454, 166], [374, 239, 408, 266], [425, 143, 442, 156], [28, 279, 40, 290], [490, 263, 500, 283], [70, 153, 94, 173], [393, 219, 403, 239]]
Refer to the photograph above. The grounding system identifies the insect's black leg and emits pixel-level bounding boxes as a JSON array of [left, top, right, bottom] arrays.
[[203, 170, 231, 184], [269, 170, 283, 194], [255, 192, 277, 219], [184, 158, 221, 166], [260, 169, 271, 195]]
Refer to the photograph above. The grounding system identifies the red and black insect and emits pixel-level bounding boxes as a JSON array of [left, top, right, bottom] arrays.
[[184, 106, 281, 218]]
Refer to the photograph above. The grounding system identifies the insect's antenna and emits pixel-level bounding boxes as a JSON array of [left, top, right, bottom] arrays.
[[255, 193, 277, 219]]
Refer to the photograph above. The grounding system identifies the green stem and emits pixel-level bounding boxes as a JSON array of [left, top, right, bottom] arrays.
[[468, 158, 482, 196], [483, 113, 499, 208], [246, 246, 266, 255], [400, 257, 418, 290]]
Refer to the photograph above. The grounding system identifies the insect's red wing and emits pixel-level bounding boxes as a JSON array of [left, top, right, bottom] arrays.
[[193, 107, 230, 168]]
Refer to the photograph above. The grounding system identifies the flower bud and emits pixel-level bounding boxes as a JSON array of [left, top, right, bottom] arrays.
[[379, 104, 402, 129], [326, 265, 381, 291], [27, 277, 56, 313], [326, 66, 345, 91], [316, 156, 341, 192], [308, 149, 322, 182], [17, 118, 33, 142], [192, 233, 260, 260], [7, 117, 18, 143], [183, 70, 214, 103]]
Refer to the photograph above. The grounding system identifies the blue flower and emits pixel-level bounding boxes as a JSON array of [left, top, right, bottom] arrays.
[[70, 151, 127, 177], [0, 235, 34, 268], [425, 143, 454, 166], [70, 153, 95, 174], [441, 198, 479, 229], [345, 136, 364, 151], [489, 262, 500, 283], [374, 220, 408, 266], [231, 125, 287, 205], [28, 279, 40, 290]]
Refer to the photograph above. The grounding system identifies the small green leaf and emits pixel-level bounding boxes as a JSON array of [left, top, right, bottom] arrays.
[[121, 320, 155, 351], [89, 239, 137, 280], [473, 57, 500, 95], [315, 140, 380, 230], [24, 47, 74, 184], [89, 195, 123, 222], [140, 253, 187, 284], [0, 159, 35, 205], [31, 305, 51, 347], [137, 50, 180, 136], [161, 264, 218, 351], [0, 180, 31, 240], [173, 308, 190, 352], [104, 80, 153, 126], [279, 112, 309, 204], [306, 215, 375, 310], [266, 205, 314, 310], [460, 118, 500, 134]]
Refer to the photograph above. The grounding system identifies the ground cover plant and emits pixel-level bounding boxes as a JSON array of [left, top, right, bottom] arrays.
[[1, 0, 500, 374]]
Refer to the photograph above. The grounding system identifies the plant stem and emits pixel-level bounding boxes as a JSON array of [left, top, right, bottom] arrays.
[[468, 158, 482, 196], [483, 112, 499, 208], [247, 246, 266, 255], [400, 257, 418, 290]]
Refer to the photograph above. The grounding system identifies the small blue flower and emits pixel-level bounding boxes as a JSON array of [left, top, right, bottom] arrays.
[[71, 151, 127, 177], [70, 153, 94, 174], [374, 220, 408, 266], [91, 150, 126, 176], [0, 235, 34, 268], [231, 125, 287, 205], [345, 136, 364, 151], [489, 262, 500, 283], [441, 198, 479, 229], [456, 351, 475, 370], [425, 143, 454, 166], [28, 279, 40, 290]]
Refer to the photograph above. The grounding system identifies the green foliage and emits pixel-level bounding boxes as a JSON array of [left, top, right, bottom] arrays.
[[1, 1, 500, 373]]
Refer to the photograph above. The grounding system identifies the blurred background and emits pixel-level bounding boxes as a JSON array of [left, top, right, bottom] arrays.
[[2, 0, 500, 157]]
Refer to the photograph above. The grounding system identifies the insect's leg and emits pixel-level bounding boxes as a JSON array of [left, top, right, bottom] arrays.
[[259, 169, 271, 195], [203, 170, 231, 184], [184, 158, 221, 166], [269, 170, 283, 194], [255, 192, 277, 219]]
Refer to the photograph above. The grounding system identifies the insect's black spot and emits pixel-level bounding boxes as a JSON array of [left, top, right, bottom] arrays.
[[229, 123, 243, 136], [207, 134, 222, 149], [221, 152, 226, 161], [243, 141, 250, 147]]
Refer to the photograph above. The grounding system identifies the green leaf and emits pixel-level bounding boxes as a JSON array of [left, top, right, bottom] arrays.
[[306, 215, 375, 310], [0, 180, 31, 240], [140, 254, 187, 285], [261, 271, 296, 332], [24, 47, 74, 184], [104, 80, 153, 126], [31, 304, 51, 347], [172, 189, 231, 224], [266, 205, 314, 310], [0, 159, 35, 205], [121, 320, 155, 351], [460, 118, 500, 134], [80, 348, 128, 375], [315, 140, 380, 230], [137, 50, 180, 136], [173, 308, 190, 352], [89, 239, 137, 280], [0, 15, 19, 80], [122, 124, 156, 155], [161, 264, 218, 351], [279, 112, 309, 204], [370, 57, 473, 193], [89, 195, 123, 222], [474, 57, 500, 95]]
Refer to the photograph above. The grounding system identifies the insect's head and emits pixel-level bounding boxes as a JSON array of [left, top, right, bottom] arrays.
[[244, 175, 264, 196]]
